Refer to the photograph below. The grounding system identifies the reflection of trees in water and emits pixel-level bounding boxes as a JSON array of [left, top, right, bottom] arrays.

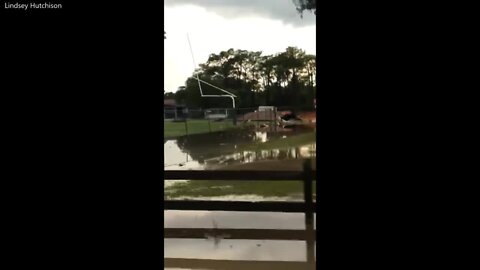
[[174, 127, 315, 166], [204, 144, 316, 169], [174, 129, 254, 163]]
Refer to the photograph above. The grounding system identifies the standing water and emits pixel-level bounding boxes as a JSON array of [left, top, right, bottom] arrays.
[[164, 125, 316, 269], [164, 126, 316, 200]]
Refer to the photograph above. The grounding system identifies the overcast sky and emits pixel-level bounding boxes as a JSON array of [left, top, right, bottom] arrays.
[[164, 0, 316, 93]]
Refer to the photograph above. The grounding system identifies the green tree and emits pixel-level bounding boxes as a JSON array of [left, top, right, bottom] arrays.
[[175, 86, 187, 104], [292, 0, 316, 15], [182, 47, 316, 110], [164, 92, 175, 99]]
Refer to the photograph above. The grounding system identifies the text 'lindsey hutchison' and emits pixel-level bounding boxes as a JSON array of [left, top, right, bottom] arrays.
[[4, 2, 63, 10]]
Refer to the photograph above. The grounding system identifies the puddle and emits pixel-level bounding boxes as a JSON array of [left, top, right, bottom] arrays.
[[164, 127, 316, 195], [164, 140, 204, 170], [164, 127, 317, 268], [165, 211, 316, 229], [165, 210, 316, 267], [165, 126, 315, 170], [165, 238, 310, 261]]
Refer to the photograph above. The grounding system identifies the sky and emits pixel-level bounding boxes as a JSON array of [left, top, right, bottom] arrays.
[[164, 0, 316, 93]]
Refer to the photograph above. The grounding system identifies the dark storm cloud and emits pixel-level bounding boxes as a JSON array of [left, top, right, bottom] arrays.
[[164, 0, 316, 27]]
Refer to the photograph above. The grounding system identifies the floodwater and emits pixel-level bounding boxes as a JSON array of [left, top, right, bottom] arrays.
[[164, 126, 317, 269], [164, 126, 316, 183], [165, 210, 316, 230], [164, 126, 316, 199], [165, 210, 316, 269]]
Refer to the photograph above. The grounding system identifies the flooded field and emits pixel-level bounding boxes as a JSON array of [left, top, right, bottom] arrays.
[[164, 125, 317, 269], [165, 125, 315, 169], [165, 125, 316, 200], [165, 210, 316, 230]]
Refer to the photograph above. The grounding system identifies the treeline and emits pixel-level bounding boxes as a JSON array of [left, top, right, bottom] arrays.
[[167, 46, 316, 110]]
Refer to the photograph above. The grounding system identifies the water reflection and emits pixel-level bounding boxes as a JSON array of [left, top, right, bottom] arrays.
[[203, 145, 316, 170], [164, 127, 317, 269], [165, 211, 316, 229], [164, 126, 316, 171], [164, 140, 204, 171], [165, 238, 308, 261], [165, 210, 316, 268]]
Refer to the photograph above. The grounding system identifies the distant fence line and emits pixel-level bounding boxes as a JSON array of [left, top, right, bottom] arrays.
[[164, 106, 315, 138], [164, 107, 274, 138], [164, 106, 316, 119], [164, 107, 281, 121]]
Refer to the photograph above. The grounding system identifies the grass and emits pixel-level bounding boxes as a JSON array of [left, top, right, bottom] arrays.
[[164, 119, 237, 139], [165, 180, 316, 199]]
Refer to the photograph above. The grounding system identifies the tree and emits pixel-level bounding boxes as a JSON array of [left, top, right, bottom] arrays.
[[182, 47, 316, 110], [292, 0, 316, 15], [164, 92, 175, 99], [174, 86, 187, 104]]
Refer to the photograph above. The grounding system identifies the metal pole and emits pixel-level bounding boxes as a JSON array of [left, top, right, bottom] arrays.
[[187, 33, 204, 96], [187, 35, 237, 109]]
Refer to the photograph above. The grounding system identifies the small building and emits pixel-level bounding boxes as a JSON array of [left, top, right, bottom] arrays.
[[164, 99, 176, 109], [164, 99, 187, 120]]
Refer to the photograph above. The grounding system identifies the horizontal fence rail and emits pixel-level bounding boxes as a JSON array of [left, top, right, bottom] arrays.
[[164, 200, 316, 212], [164, 159, 316, 267], [164, 170, 316, 181], [164, 258, 315, 270], [165, 228, 316, 241], [164, 163, 316, 214]]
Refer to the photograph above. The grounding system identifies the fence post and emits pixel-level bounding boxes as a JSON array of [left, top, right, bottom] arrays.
[[270, 109, 273, 129], [232, 108, 237, 126], [303, 158, 315, 266], [274, 108, 278, 132], [184, 119, 189, 136], [303, 159, 313, 222]]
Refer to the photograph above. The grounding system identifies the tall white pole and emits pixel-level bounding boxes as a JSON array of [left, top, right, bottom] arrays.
[[187, 33, 204, 96], [187, 33, 236, 108]]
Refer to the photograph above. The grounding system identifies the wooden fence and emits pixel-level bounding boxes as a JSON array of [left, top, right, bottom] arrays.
[[164, 159, 317, 269]]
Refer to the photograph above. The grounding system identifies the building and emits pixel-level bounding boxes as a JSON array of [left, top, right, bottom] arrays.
[[164, 99, 187, 120]]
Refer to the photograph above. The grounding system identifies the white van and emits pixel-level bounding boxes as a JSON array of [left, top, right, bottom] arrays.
[[257, 106, 276, 112]]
